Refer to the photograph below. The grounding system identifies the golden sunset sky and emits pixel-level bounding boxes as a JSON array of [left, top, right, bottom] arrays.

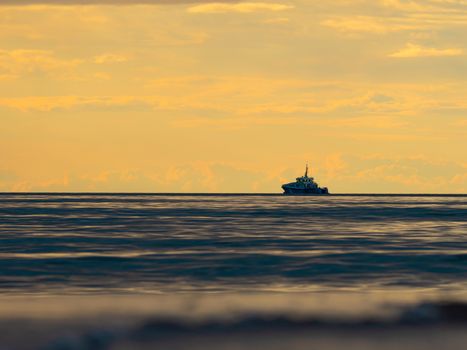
[[1, 0, 466, 193]]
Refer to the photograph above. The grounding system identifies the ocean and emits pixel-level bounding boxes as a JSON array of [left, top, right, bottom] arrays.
[[0, 193, 466, 349]]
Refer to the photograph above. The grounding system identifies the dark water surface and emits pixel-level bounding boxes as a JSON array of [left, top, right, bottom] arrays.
[[1, 194, 467, 349], [0, 193, 466, 294]]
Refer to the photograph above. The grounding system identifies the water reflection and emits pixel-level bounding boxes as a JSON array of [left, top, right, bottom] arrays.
[[0, 194, 466, 295]]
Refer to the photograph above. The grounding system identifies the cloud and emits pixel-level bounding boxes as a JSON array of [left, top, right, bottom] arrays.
[[380, 0, 431, 12], [382, 0, 467, 12], [321, 16, 422, 34], [94, 53, 128, 64], [0, 49, 129, 81], [4, 157, 467, 193], [0, 95, 155, 112], [171, 114, 409, 130], [318, 154, 467, 193], [0, 49, 82, 79], [0, 78, 454, 119], [0, 0, 239, 4], [322, 0, 467, 36], [368, 93, 395, 104], [2, 163, 285, 193], [389, 43, 463, 57], [187, 2, 293, 14], [262, 17, 289, 24]]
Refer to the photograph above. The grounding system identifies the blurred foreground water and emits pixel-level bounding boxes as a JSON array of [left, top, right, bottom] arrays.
[[0, 194, 466, 349]]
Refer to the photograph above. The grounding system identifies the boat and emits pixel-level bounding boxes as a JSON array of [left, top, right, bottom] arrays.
[[282, 164, 329, 195]]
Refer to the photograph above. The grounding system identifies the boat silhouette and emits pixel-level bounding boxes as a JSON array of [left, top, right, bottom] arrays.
[[282, 164, 329, 195]]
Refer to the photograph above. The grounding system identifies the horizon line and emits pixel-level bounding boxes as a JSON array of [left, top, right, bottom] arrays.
[[0, 192, 466, 196]]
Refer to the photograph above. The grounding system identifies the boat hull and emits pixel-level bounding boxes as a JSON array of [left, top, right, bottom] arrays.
[[282, 186, 329, 195]]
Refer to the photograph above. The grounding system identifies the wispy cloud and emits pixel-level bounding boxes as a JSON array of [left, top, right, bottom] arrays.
[[262, 17, 289, 24], [94, 53, 128, 64], [0, 96, 149, 112], [321, 0, 467, 36], [2, 78, 464, 118], [389, 43, 463, 57], [187, 2, 293, 14], [381, 0, 467, 12], [0, 0, 237, 4], [0, 49, 133, 81], [0, 49, 82, 79], [321, 16, 420, 34]]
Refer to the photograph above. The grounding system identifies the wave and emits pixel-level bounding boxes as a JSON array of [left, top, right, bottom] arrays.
[[38, 300, 467, 350]]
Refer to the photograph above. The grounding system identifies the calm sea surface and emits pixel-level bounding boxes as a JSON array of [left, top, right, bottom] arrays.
[[0, 194, 466, 295], [1, 194, 467, 349]]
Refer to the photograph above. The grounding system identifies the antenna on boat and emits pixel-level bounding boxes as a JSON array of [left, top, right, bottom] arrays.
[[305, 163, 308, 177]]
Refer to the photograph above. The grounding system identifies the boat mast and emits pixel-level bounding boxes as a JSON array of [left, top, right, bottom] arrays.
[[305, 163, 308, 177]]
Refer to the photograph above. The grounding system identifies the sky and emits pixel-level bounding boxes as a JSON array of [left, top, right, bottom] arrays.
[[0, 0, 466, 193]]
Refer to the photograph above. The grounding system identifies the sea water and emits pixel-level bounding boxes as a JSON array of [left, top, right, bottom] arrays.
[[0, 194, 466, 349]]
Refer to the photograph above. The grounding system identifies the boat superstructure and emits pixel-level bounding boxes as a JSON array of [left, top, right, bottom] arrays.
[[282, 164, 329, 195]]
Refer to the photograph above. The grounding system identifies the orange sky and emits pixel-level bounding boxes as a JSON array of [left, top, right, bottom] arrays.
[[1, 1, 466, 193]]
